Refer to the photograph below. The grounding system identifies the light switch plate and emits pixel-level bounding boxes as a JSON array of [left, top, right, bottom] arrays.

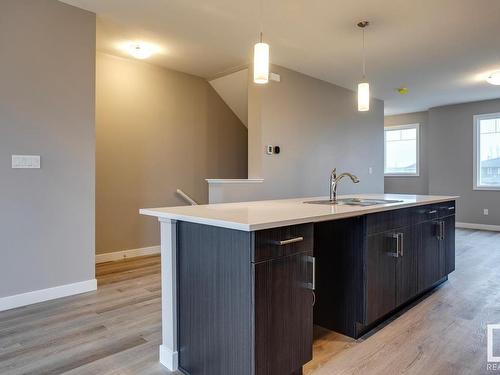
[[266, 145, 274, 155], [12, 155, 41, 169]]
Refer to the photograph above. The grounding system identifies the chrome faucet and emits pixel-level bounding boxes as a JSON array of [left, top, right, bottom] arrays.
[[330, 168, 360, 203]]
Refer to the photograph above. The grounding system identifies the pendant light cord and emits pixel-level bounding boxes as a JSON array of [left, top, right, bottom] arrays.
[[362, 28, 366, 79], [259, 0, 264, 42]]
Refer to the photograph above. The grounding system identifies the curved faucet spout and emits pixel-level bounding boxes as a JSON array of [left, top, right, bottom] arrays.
[[338, 172, 360, 184], [329, 169, 360, 203]]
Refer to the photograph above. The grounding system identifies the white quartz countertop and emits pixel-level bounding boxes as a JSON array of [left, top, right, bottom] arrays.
[[140, 194, 458, 232]]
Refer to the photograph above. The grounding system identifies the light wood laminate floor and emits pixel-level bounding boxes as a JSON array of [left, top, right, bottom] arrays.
[[0, 229, 499, 374]]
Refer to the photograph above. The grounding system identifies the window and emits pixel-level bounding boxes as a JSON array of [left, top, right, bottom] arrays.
[[474, 113, 500, 190], [384, 124, 419, 176]]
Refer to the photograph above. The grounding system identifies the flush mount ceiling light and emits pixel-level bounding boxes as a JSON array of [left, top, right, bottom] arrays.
[[122, 41, 156, 60], [357, 21, 370, 112], [253, 0, 270, 84], [486, 71, 500, 85]]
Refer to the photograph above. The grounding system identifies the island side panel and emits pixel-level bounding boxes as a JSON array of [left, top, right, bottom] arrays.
[[177, 221, 254, 375], [159, 218, 179, 370]]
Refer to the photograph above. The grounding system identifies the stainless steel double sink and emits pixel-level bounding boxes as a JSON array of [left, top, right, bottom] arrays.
[[304, 198, 403, 206]]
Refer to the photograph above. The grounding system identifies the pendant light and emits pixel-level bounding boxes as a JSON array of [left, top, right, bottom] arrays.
[[253, 0, 269, 84], [486, 71, 500, 85], [357, 21, 370, 112]]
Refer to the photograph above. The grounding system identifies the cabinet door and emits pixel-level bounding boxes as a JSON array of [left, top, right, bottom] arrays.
[[254, 251, 313, 375], [365, 233, 397, 324], [396, 225, 419, 306], [442, 215, 456, 275], [418, 221, 441, 291]]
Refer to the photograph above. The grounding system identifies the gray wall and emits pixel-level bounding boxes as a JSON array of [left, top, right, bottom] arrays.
[[212, 65, 385, 203], [0, 0, 96, 297], [428, 99, 500, 225], [384, 111, 429, 195], [96, 53, 248, 254]]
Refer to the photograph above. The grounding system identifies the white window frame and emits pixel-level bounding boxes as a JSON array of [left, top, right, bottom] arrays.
[[384, 123, 420, 177], [473, 112, 500, 191]]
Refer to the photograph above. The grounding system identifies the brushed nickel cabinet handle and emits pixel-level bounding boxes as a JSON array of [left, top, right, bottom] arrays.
[[305, 256, 316, 291], [398, 233, 404, 257], [436, 220, 445, 240], [448, 206, 455, 211], [387, 233, 399, 257], [312, 256, 316, 291], [428, 210, 437, 214], [275, 236, 304, 246]]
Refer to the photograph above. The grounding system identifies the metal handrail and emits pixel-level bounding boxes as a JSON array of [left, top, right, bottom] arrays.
[[176, 189, 198, 206]]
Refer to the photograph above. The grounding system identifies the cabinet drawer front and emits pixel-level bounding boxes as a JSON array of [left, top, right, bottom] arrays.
[[415, 201, 456, 222], [366, 207, 416, 235], [253, 223, 313, 262], [412, 204, 439, 223], [435, 201, 456, 218], [366, 202, 455, 234]]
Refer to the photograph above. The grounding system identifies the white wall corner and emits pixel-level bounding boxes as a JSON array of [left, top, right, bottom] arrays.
[[0, 279, 97, 312], [95, 245, 161, 264]]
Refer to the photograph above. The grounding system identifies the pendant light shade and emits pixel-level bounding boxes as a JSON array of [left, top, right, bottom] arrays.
[[254, 39, 269, 84], [357, 21, 370, 112], [358, 82, 370, 111], [253, 0, 269, 85]]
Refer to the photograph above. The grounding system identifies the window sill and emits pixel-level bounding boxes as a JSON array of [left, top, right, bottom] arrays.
[[473, 186, 500, 191]]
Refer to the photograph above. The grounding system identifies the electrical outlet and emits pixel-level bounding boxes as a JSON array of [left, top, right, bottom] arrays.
[[266, 145, 274, 155], [484, 209, 489, 216], [368, 167, 373, 175]]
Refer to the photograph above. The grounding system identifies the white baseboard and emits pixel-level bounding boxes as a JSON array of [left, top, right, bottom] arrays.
[[456, 222, 500, 232], [0, 279, 97, 312], [159, 345, 179, 371], [96, 245, 160, 264]]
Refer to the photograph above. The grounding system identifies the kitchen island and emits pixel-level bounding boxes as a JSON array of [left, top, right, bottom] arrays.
[[140, 194, 458, 375]]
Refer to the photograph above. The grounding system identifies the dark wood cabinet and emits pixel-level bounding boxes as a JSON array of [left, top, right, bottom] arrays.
[[418, 207, 456, 292], [175, 201, 456, 373], [254, 251, 313, 375], [314, 200, 456, 339], [178, 222, 254, 375], [442, 214, 456, 275], [177, 221, 313, 375], [254, 224, 314, 375], [313, 217, 365, 338], [365, 224, 419, 323], [365, 232, 397, 324], [395, 225, 419, 307], [418, 220, 442, 292]]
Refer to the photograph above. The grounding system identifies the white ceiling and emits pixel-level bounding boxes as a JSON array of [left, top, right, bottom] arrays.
[[61, 0, 500, 115]]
